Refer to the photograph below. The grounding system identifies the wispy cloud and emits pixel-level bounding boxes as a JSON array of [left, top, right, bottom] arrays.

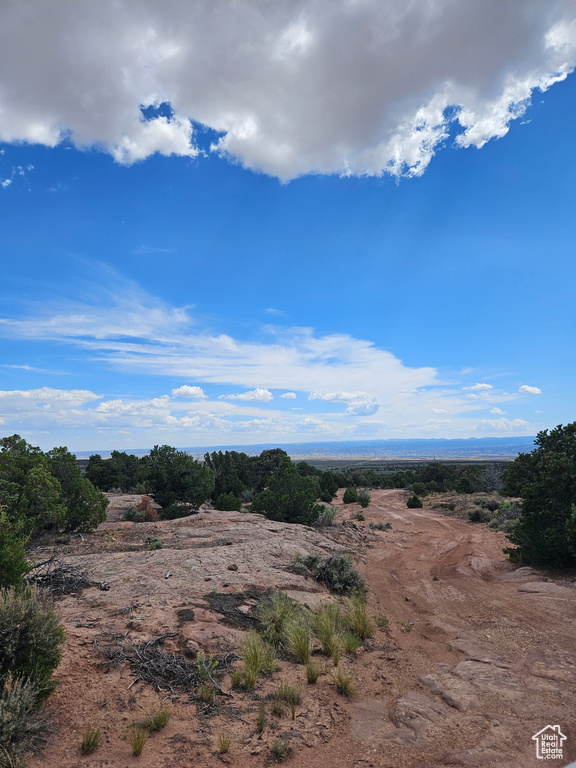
[[0, 286, 541, 442]]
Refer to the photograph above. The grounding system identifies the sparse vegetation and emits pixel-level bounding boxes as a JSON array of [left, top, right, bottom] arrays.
[[258, 592, 301, 646], [333, 668, 354, 697], [283, 620, 312, 664], [79, 725, 101, 755], [128, 726, 148, 756], [274, 683, 301, 720], [0, 674, 50, 767], [237, 632, 276, 690], [375, 615, 389, 628], [217, 731, 231, 754], [342, 632, 362, 653], [144, 536, 163, 550], [271, 736, 291, 762], [369, 521, 391, 531], [305, 661, 323, 683], [138, 707, 171, 733], [311, 602, 342, 659], [256, 704, 267, 733]]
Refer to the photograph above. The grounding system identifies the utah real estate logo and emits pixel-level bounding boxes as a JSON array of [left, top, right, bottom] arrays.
[[532, 725, 567, 760]]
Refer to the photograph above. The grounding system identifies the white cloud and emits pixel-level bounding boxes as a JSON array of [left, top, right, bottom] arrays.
[[477, 418, 531, 432], [1, 179, 12, 188], [464, 383, 493, 391], [519, 384, 542, 395], [0, 287, 544, 444], [171, 385, 207, 399], [309, 389, 380, 416], [0, 387, 100, 413], [490, 407, 505, 415], [0, 1, 574, 179], [220, 388, 274, 402]]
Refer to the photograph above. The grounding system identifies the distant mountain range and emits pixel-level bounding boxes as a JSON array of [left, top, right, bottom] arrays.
[[74, 436, 536, 461]]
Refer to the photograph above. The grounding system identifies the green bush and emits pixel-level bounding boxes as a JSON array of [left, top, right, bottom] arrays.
[[357, 490, 370, 508], [0, 509, 29, 590], [406, 495, 423, 509], [0, 674, 48, 767], [0, 586, 65, 700], [251, 457, 322, 525], [320, 490, 333, 503], [157, 504, 192, 520], [214, 493, 242, 512], [467, 506, 489, 523], [316, 555, 366, 595], [342, 487, 358, 504]]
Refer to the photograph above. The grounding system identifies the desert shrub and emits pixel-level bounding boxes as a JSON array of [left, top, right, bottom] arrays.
[[410, 482, 429, 497], [79, 725, 101, 755], [447, 502, 456, 511], [271, 736, 290, 762], [343, 594, 374, 640], [195, 682, 215, 703], [0, 674, 48, 767], [315, 554, 366, 595], [157, 504, 191, 520], [474, 497, 500, 512], [144, 537, 163, 551], [406, 495, 423, 509], [333, 668, 354, 697], [355, 512, 365, 521], [375, 615, 389, 628], [301, 553, 321, 570], [141, 445, 215, 509], [128, 726, 148, 756], [369, 521, 391, 531], [314, 506, 336, 527], [0, 510, 29, 590], [467, 506, 489, 523], [320, 490, 333, 503], [0, 586, 65, 699], [357, 490, 370, 508], [342, 487, 358, 504], [214, 493, 242, 512]]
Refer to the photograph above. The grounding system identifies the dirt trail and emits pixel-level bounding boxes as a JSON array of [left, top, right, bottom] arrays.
[[312, 490, 576, 768], [28, 490, 576, 768]]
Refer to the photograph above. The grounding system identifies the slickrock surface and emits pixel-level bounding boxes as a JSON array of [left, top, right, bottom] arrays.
[[28, 490, 576, 768]]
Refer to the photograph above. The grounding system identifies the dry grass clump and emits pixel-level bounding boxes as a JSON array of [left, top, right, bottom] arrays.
[[311, 602, 343, 660], [234, 632, 276, 690], [128, 726, 148, 756], [304, 661, 323, 684], [283, 620, 312, 664], [343, 594, 374, 640], [342, 632, 362, 653], [138, 707, 170, 732], [333, 668, 355, 697], [256, 704, 267, 733], [258, 593, 301, 646], [79, 725, 101, 755], [217, 731, 231, 754], [274, 682, 301, 720]]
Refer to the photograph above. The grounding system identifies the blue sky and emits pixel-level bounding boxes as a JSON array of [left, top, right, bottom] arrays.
[[0, 1, 575, 451]]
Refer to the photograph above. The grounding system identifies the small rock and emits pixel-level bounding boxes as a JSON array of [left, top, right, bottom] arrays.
[[227, 564, 238, 571]]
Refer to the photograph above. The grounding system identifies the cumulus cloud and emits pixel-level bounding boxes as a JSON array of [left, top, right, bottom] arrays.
[[280, 392, 297, 399], [220, 388, 274, 402], [0, 387, 100, 412], [464, 383, 493, 391], [0, 1, 574, 179], [309, 389, 380, 416], [490, 407, 505, 415], [519, 384, 542, 395], [171, 385, 207, 399], [477, 417, 531, 432]]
